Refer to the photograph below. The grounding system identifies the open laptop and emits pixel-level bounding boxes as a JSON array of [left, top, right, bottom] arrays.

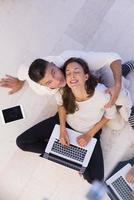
[[43, 124, 97, 173], [106, 164, 134, 200]]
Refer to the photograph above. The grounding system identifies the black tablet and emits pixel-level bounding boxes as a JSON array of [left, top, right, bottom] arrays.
[[0, 105, 25, 124]]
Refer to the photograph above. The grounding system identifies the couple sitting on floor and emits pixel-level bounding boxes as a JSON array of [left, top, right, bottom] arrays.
[[0, 50, 134, 184]]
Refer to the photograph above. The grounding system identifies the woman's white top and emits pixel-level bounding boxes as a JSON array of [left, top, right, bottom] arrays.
[[56, 84, 117, 133]]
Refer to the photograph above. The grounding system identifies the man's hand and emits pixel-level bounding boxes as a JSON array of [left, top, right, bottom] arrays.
[[59, 129, 70, 146], [77, 133, 92, 147], [104, 85, 121, 108], [126, 166, 134, 197], [0, 75, 25, 94]]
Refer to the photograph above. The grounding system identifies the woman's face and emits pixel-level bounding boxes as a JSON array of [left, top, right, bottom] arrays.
[[65, 62, 88, 89]]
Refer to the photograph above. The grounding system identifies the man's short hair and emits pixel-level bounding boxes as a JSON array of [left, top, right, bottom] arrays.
[[28, 59, 49, 82]]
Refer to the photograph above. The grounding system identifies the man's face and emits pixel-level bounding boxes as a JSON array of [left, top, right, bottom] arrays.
[[38, 62, 66, 89]]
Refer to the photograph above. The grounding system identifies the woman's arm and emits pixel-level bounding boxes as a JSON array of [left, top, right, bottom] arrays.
[[77, 116, 110, 147], [58, 105, 70, 146], [86, 116, 110, 137], [58, 105, 66, 133]]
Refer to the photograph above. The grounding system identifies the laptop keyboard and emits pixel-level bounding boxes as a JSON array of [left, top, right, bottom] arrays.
[[51, 140, 87, 162], [112, 176, 133, 200]]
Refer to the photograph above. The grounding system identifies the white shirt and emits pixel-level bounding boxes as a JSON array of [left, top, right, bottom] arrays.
[[56, 84, 117, 133], [17, 50, 121, 95]]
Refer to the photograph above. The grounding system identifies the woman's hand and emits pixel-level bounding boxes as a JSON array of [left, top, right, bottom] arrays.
[[60, 128, 70, 146], [77, 133, 92, 147]]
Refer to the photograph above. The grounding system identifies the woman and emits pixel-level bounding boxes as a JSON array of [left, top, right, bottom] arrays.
[[56, 57, 117, 183]]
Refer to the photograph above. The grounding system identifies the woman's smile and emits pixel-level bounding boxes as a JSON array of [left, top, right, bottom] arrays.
[[70, 79, 79, 85]]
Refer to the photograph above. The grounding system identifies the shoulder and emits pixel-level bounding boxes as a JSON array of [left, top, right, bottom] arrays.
[[55, 89, 63, 105], [95, 83, 110, 102], [95, 83, 107, 93], [60, 50, 93, 61]]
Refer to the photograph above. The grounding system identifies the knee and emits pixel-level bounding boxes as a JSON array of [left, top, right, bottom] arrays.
[[16, 135, 27, 151]]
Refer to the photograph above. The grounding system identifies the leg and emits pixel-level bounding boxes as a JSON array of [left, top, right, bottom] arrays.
[[16, 113, 60, 154], [83, 130, 104, 183], [98, 60, 134, 87], [122, 62, 134, 130], [122, 60, 134, 77]]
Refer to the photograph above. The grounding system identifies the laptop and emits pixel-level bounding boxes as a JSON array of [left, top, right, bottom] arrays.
[[106, 164, 134, 200], [43, 124, 97, 173]]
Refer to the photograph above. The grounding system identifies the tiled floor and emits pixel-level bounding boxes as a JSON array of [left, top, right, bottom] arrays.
[[0, 0, 134, 199]]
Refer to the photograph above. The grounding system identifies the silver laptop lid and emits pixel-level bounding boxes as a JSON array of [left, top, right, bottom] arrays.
[[106, 164, 134, 200], [45, 124, 97, 167]]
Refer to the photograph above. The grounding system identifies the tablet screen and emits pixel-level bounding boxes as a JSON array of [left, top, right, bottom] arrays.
[[1, 105, 24, 123]]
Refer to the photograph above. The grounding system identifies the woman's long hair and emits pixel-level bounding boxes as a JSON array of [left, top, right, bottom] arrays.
[[61, 57, 98, 114]]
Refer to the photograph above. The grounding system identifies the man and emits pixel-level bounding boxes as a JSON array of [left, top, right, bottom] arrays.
[[0, 50, 123, 108]]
